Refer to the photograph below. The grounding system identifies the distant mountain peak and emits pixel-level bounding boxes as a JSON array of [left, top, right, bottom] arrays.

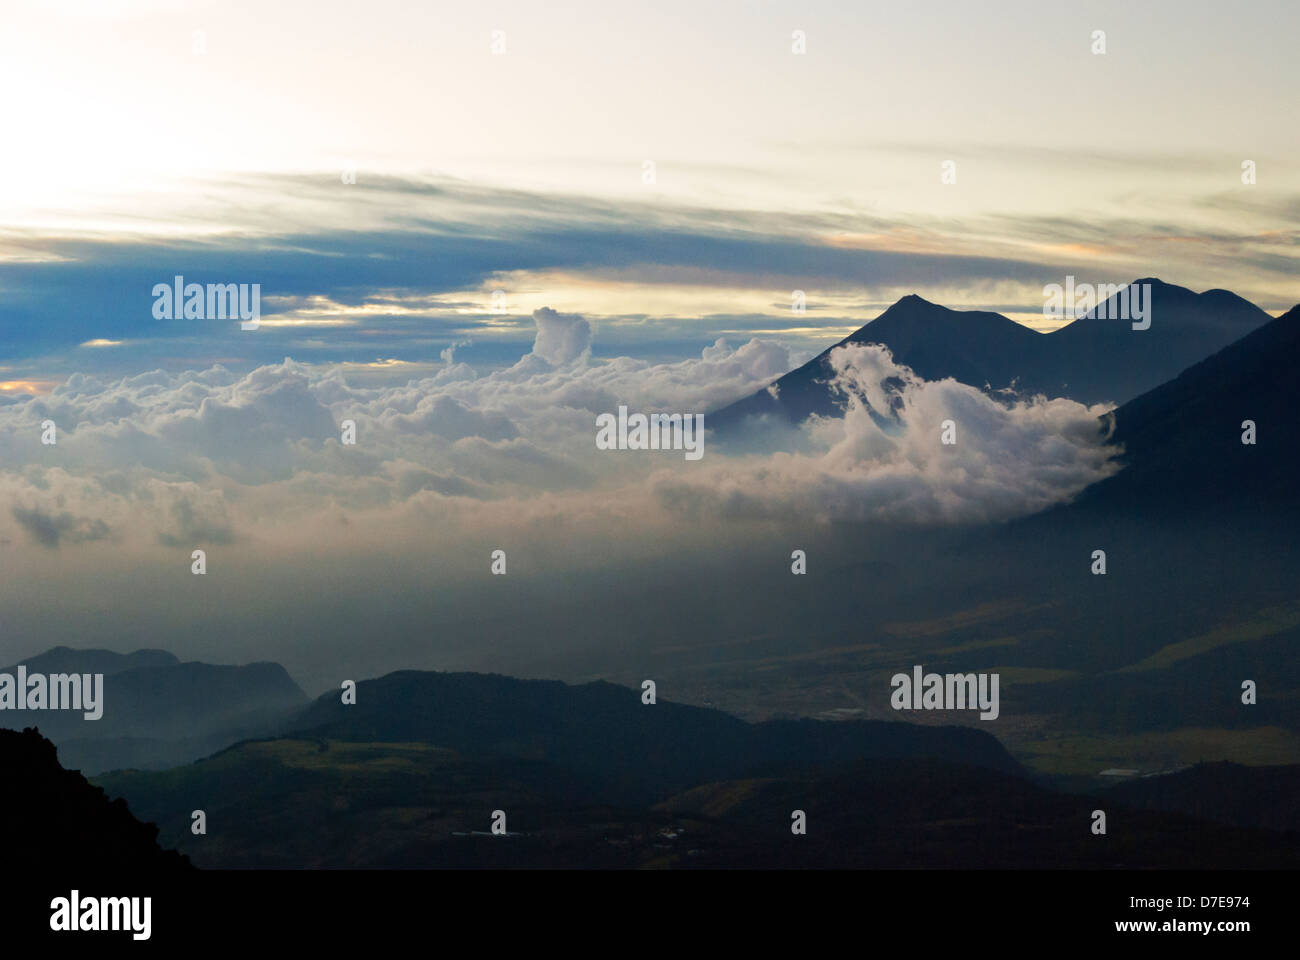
[[709, 280, 1273, 429], [3, 646, 179, 677], [876, 293, 956, 316]]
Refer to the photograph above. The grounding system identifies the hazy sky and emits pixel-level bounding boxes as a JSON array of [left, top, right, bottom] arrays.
[[2, 0, 1296, 388], [0, 1, 1294, 686]]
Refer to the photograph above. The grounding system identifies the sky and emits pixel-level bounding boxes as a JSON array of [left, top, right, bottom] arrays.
[[0, 0, 1294, 687], [2, 0, 1297, 385]]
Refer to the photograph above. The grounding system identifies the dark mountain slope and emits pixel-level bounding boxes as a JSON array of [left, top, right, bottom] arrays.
[[1063, 302, 1299, 517], [658, 759, 1300, 868], [1106, 761, 1300, 834], [0, 727, 190, 872]]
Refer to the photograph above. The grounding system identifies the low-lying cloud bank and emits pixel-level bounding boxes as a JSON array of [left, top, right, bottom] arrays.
[[0, 307, 1128, 686], [0, 308, 1121, 552], [656, 342, 1120, 524]]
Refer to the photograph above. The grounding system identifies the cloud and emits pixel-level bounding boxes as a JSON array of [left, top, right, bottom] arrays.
[[528, 307, 592, 367], [0, 308, 791, 547], [0, 308, 1121, 567], [11, 504, 112, 547], [0, 306, 1136, 690], [700, 337, 791, 382], [0, 175, 1107, 374], [151, 482, 235, 547], [654, 342, 1121, 525]]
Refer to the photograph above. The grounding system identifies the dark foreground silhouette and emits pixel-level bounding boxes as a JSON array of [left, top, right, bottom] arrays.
[[0, 727, 190, 872]]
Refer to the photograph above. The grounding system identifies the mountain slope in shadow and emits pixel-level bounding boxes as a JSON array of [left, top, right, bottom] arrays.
[[94, 736, 1300, 868], [659, 759, 1300, 868], [1105, 761, 1300, 834], [1060, 301, 1300, 519]]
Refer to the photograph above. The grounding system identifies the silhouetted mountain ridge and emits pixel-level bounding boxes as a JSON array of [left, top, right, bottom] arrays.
[[288, 670, 1021, 805], [2, 646, 178, 677], [0, 727, 190, 872]]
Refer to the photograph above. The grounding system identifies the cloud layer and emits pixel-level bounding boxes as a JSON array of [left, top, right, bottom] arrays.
[[0, 307, 1129, 690], [0, 309, 1121, 555]]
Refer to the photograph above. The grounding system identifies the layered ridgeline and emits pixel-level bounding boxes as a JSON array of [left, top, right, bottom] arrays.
[[0, 727, 190, 872], [93, 672, 1300, 868], [0, 647, 308, 774], [288, 671, 1023, 801], [709, 279, 1272, 430]]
